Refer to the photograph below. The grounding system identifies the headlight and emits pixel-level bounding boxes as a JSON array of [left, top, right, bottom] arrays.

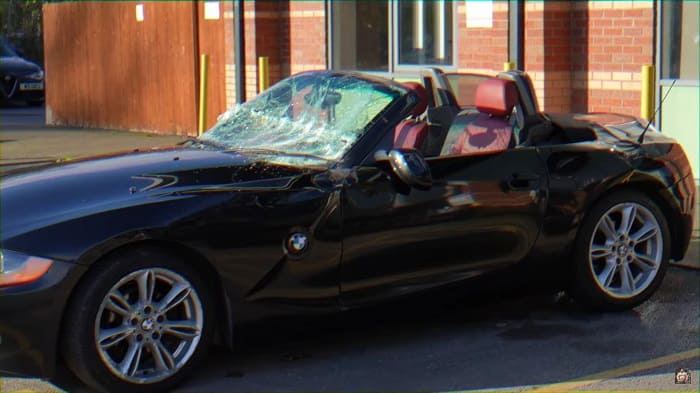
[[0, 249, 53, 288], [26, 70, 44, 81]]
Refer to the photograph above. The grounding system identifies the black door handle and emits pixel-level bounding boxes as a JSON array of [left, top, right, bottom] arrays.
[[507, 172, 540, 190]]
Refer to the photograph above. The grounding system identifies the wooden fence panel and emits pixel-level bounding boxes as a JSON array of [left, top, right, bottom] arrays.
[[43, 1, 219, 136], [197, 1, 227, 130]]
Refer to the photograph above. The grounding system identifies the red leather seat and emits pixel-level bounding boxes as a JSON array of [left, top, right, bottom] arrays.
[[394, 82, 429, 150], [450, 79, 518, 155]]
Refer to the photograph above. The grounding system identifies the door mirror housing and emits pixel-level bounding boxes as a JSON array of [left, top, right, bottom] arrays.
[[375, 148, 432, 190]]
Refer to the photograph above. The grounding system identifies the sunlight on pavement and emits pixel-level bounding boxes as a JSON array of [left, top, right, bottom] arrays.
[[448, 348, 699, 393], [0, 377, 66, 393]]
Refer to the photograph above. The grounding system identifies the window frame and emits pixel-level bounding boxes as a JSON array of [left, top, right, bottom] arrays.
[[392, 0, 459, 72], [657, 0, 699, 83], [328, 0, 459, 76]]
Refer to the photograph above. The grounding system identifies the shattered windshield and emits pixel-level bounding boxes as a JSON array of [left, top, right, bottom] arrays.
[[200, 72, 402, 164]]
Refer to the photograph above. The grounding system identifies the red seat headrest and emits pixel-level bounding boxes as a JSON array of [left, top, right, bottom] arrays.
[[403, 82, 428, 117], [475, 79, 518, 117]]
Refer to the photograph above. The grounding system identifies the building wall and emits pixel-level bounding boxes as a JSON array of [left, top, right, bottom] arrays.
[[224, 1, 327, 105], [570, 1, 654, 115], [457, 1, 509, 73], [223, 1, 236, 109], [524, 1, 573, 113], [287, 1, 327, 75], [43, 0, 663, 134], [523, 1, 653, 116]]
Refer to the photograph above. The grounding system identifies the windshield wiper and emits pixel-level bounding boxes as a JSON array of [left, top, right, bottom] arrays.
[[226, 148, 333, 163]]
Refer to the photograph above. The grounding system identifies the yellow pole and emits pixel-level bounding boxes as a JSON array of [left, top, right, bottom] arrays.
[[198, 54, 209, 136], [258, 56, 269, 93], [641, 64, 655, 120], [504, 61, 515, 71]]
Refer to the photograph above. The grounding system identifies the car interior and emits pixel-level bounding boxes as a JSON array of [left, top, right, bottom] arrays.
[[441, 78, 519, 156], [393, 82, 429, 150], [392, 68, 599, 158]]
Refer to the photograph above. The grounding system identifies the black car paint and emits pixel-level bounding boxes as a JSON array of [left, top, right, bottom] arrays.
[[341, 148, 547, 306], [2, 147, 344, 304], [0, 40, 44, 103], [0, 73, 694, 380], [0, 261, 86, 378]]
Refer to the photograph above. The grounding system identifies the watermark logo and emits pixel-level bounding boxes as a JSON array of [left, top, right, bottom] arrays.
[[675, 368, 691, 384]]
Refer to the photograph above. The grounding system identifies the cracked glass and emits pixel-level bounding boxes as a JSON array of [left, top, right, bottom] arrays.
[[200, 72, 402, 164]]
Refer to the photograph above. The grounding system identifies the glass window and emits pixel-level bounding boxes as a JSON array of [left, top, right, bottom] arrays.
[[331, 1, 389, 71], [331, 0, 454, 71], [445, 73, 492, 108], [397, 0, 453, 66], [661, 1, 699, 80]]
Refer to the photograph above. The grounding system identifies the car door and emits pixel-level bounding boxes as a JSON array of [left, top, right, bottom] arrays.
[[340, 147, 547, 306]]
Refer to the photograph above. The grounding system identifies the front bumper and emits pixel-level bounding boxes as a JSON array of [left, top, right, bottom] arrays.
[[0, 260, 85, 378], [0, 75, 44, 102]]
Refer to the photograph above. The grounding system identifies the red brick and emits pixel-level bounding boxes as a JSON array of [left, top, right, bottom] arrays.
[[623, 9, 646, 18], [614, 18, 634, 27]]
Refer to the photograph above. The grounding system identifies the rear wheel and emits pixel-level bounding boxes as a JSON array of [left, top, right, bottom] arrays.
[[63, 247, 214, 393], [569, 191, 670, 310]]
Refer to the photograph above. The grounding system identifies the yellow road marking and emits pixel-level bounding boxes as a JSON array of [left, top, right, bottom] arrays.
[[529, 347, 700, 392]]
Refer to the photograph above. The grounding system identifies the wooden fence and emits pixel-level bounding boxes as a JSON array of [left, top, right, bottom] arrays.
[[43, 1, 226, 135]]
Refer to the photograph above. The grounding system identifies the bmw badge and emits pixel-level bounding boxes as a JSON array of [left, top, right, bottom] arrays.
[[286, 232, 309, 255]]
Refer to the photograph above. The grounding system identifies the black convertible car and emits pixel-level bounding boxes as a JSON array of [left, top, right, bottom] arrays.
[[0, 69, 695, 392]]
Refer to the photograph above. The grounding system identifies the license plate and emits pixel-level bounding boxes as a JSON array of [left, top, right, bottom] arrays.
[[19, 82, 44, 91]]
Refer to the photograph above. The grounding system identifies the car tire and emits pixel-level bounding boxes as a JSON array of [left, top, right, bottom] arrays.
[[569, 191, 670, 311], [62, 246, 214, 393]]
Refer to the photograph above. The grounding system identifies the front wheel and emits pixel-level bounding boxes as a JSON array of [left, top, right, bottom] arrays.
[[569, 191, 670, 311], [62, 247, 214, 393]]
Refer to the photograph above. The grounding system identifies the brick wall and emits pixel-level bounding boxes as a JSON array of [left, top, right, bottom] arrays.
[[223, 2, 235, 109], [570, 1, 653, 115], [223, 0, 327, 104], [222, 0, 653, 117], [524, 0, 653, 115], [524, 2, 573, 113], [457, 1, 508, 73], [287, 1, 327, 75]]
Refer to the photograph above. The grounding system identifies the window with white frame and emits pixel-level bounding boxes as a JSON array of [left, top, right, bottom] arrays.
[[660, 1, 699, 80], [331, 0, 455, 72], [397, 1, 453, 66]]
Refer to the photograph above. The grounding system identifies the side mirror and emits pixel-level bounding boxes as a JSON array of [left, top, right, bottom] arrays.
[[375, 148, 432, 190]]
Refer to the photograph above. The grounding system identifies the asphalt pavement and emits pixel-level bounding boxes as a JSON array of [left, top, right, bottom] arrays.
[[0, 104, 185, 169], [1, 104, 698, 393]]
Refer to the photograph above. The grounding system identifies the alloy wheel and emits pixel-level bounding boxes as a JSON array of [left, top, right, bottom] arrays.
[[94, 267, 204, 384], [588, 202, 663, 299]]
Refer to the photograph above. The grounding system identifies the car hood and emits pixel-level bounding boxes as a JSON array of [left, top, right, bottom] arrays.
[[1, 147, 315, 241], [0, 55, 42, 75]]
